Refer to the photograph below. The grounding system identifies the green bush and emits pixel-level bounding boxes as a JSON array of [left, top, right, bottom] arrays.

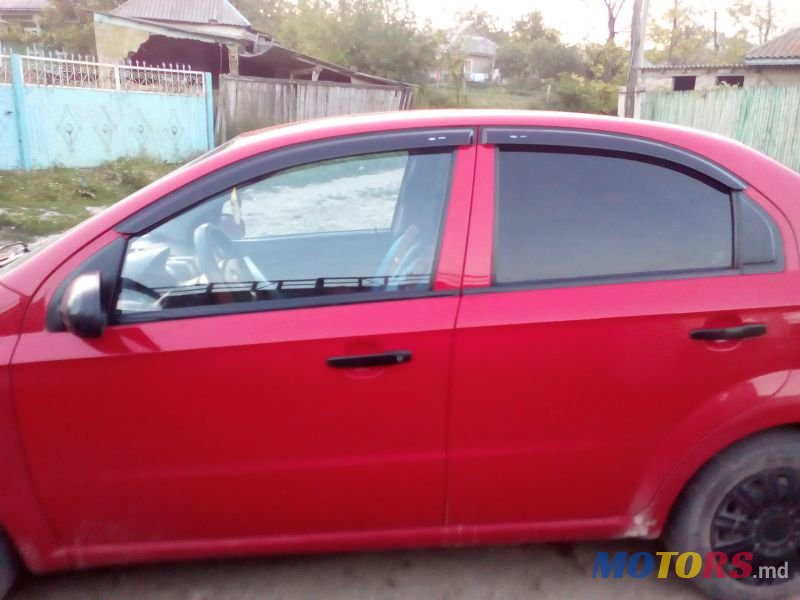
[[549, 73, 619, 115]]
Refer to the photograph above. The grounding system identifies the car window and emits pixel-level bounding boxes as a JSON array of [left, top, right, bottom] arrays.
[[116, 149, 453, 315], [494, 148, 733, 285], [221, 152, 408, 238]]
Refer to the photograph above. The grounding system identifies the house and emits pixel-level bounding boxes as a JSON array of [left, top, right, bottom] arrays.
[[639, 26, 800, 92], [433, 29, 498, 85], [92, 0, 409, 87], [0, 0, 47, 35], [461, 34, 497, 83]]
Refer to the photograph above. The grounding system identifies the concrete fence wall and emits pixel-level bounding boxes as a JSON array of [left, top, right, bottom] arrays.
[[0, 54, 214, 170], [638, 86, 800, 173]]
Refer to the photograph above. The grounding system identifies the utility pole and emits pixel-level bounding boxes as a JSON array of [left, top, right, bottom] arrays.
[[624, 0, 650, 118]]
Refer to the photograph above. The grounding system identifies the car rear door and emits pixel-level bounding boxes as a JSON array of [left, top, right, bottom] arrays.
[[11, 129, 476, 548], [446, 128, 798, 533]]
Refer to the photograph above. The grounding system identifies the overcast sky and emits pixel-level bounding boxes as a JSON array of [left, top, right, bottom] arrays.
[[408, 0, 800, 44]]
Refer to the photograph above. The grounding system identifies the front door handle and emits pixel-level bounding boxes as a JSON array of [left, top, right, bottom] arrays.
[[327, 350, 412, 368], [690, 324, 767, 341]]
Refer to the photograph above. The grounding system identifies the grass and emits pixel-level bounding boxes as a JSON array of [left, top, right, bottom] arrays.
[[0, 157, 178, 243]]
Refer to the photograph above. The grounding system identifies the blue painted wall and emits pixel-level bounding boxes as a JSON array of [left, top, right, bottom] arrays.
[[0, 85, 21, 170], [2, 55, 213, 171]]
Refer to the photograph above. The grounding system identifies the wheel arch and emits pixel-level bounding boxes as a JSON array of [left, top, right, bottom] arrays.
[[628, 376, 800, 538]]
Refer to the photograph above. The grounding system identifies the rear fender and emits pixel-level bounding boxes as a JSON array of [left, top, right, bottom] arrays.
[[630, 369, 800, 537]]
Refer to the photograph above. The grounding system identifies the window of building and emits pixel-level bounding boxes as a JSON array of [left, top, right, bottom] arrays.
[[716, 75, 745, 87], [673, 76, 697, 91]]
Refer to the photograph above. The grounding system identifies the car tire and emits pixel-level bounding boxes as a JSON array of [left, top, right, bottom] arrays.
[[664, 429, 800, 600], [0, 533, 17, 599]]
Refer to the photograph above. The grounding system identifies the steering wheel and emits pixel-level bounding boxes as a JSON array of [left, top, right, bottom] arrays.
[[193, 223, 257, 283], [376, 226, 420, 277]]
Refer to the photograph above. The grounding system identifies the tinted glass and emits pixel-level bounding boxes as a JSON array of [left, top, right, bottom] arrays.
[[739, 194, 777, 265], [116, 149, 453, 315], [494, 149, 733, 285]]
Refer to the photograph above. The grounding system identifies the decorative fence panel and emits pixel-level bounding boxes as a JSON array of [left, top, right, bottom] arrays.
[[640, 86, 800, 173], [216, 74, 414, 142], [1, 54, 213, 170], [0, 55, 21, 169]]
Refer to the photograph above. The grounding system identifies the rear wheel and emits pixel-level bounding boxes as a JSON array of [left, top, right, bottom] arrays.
[[665, 430, 800, 599], [0, 534, 17, 599]]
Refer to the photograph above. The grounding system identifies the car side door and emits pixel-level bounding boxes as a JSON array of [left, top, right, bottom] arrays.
[[446, 128, 798, 533], [11, 129, 476, 549]]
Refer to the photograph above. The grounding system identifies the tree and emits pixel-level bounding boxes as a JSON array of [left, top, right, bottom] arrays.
[[495, 38, 531, 88], [35, 0, 122, 56], [495, 12, 582, 89], [601, 0, 627, 44], [552, 72, 619, 114], [454, 8, 506, 44], [646, 0, 714, 65], [584, 41, 628, 83], [729, 0, 779, 45], [715, 32, 752, 64], [440, 37, 468, 104], [258, 0, 439, 83], [584, 0, 629, 83], [510, 11, 559, 44], [230, 0, 293, 36]]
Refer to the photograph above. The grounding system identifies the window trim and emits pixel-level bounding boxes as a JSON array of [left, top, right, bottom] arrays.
[[107, 134, 465, 325], [480, 127, 746, 190], [117, 128, 475, 235], [735, 191, 784, 273], [485, 145, 782, 294], [115, 287, 457, 326]]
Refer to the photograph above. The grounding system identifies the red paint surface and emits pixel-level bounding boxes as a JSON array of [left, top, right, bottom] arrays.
[[2, 110, 800, 572]]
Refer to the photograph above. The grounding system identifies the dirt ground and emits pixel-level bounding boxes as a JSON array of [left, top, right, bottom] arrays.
[[9, 540, 705, 600]]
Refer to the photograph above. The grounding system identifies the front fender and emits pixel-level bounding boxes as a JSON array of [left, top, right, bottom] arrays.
[[0, 283, 64, 572]]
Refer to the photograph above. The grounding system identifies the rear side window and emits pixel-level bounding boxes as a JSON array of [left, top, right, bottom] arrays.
[[494, 149, 734, 285]]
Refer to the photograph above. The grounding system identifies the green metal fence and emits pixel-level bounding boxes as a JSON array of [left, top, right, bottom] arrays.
[[640, 86, 800, 173]]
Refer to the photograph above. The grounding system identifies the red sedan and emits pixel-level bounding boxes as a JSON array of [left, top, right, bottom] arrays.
[[1, 110, 800, 599]]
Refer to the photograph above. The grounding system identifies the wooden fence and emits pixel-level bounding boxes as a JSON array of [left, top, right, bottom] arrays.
[[215, 75, 415, 142], [640, 86, 800, 172]]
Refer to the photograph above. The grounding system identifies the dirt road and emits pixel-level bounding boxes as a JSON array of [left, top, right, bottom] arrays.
[[10, 540, 705, 599]]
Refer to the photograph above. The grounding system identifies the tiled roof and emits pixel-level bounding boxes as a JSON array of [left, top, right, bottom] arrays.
[[112, 0, 250, 28], [746, 27, 800, 61], [0, 0, 47, 10]]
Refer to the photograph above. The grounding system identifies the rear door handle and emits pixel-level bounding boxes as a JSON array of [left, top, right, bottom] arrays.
[[690, 324, 767, 341], [327, 350, 412, 368]]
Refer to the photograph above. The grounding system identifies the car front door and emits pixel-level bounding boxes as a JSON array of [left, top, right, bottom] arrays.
[[11, 129, 476, 547], [446, 129, 797, 532]]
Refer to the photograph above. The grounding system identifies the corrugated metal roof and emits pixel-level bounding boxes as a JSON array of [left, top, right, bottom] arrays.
[[0, 0, 47, 10], [112, 0, 250, 28], [642, 63, 750, 71], [746, 27, 800, 61]]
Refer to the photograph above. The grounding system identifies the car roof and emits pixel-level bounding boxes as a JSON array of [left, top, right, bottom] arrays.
[[229, 109, 702, 151], [208, 109, 768, 178]]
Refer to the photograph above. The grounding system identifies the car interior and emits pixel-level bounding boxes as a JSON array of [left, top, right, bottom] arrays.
[[116, 149, 454, 314]]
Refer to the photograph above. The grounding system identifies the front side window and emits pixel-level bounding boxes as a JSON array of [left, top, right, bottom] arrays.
[[494, 148, 734, 285], [116, 149, 453, 316]]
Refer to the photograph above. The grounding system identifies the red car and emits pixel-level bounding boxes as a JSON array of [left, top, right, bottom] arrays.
[[1, 109, 800, 599]]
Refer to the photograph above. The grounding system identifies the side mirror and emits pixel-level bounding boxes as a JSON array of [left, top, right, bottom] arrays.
[[59, 271, 107, 338]]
